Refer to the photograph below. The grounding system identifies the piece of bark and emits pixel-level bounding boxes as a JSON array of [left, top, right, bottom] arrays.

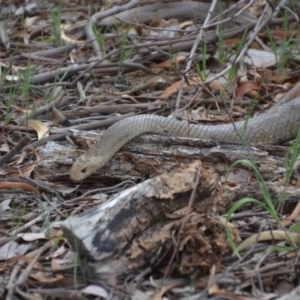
[[62, 161, 239, 277]]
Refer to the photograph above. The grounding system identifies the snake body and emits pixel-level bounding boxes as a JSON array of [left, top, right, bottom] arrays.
[[70, 97, 300, 181]]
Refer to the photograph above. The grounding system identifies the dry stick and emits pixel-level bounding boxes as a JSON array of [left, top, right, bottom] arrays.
[[29, 64, 88, 84], [82, 180, 135, 195], [15, 287, 41, 300], [0, 135, 30, 168], [26, 43, 78, 58], [274, 81, 300, 107], [37, 19, 284, 90], [67, 116, 111, 126], [199, 224, 267, 298], [42, 194, 66, 218], [93, 62, 151, 73], [20, 53, 63, 63], [9, 215, 45, 236], [128, 268, 153, 294], [282, 201, 300, 226], [104, 18, 285, 55], [82, 103, 151, 114], [9, 42, 51, 51], [173, 12, 287, 116], [282, 4, 300, 21], [6, 241, 53, 300], [6, 263, 21, 300], [237, 230, 300, 252], [174, 0, 256, 116], [19, 176, 66, 204], [86, 0, 141, 57], [15, 245, 45, 286], [174, 0, 218, 118], [30, 133, 66, 148], [29, 62, 150, 85], [51, 111, 136, 134], [209, 0, 255, 27], [16, 95, 73, 125], [0, 237, 11, 247], [0, 21, 237, 88], [77, 81, 86, 101], [212, 10, 287, 105], [257, 261, 288, 274], [84, 2, 253, 67], [177, 87, 203, 115], [217, 1, 288, 159], [0, 124, 35, 132], [61, 32, 213, 87], [10, 43, 78, 62], [254, 248, 270, 294], [233, 0, 288, 66], [65, 180, 136, 204], [66, 54, 117, 86]]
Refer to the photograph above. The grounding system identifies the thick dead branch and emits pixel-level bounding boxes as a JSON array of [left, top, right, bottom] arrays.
[[62, 160, 239, 277], [36, 132, 287, 183]]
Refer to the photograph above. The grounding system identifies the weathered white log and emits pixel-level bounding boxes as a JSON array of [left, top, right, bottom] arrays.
[[61, 161, 239, 277]]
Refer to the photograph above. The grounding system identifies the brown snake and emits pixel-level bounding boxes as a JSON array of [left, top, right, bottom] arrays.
[[70, 97, 300, 181]]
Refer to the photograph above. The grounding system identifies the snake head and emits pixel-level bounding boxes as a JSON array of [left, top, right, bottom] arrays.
[[69, 155, 98, 181]]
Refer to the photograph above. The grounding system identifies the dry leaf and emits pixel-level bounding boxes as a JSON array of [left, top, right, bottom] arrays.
[[17, 233, 47, 241], [161, 77, 201, 98], [235, 80, 264, 100], [0, 182, 38, 195], [27, 119, 49, 140], [151, 55, 186, 70]]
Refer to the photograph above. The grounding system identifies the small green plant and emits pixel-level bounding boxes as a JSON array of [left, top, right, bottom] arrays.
[[49, 1, 62, 46], [4, 201, 25, 260], [285, 130, 300, 182], [279, 128, 300, 207], [216, 16, 231, 63], [10, 197, 26, 233], [118, 26, 140, 70], [234, 26, 250, 60], [21, 64, 33, 99], [105, 22, 143, 83], [266, 11, 297, 81], [290, 221, 300, 233], [63, 223, 82, 289], [93, 22, 106, 57], [226, 128, 300, 257], [225, 159, 281, 257], [223, 64, 237, 93], [221, 27, 249, 92], [4, 84, 15, 125], [39, 200, 54, 237], [196, 41, 207, 81]]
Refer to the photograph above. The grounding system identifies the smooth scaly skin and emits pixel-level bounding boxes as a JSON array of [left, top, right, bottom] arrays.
[[70, 97, 300, 181]]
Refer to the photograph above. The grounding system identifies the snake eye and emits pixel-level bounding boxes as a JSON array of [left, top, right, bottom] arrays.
[[81, 167, 86, 174]]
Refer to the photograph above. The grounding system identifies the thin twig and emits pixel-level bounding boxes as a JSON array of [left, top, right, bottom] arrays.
[[0, 135, 30, 168]]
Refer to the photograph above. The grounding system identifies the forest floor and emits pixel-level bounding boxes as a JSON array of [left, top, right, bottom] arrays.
[[1, 0, 300, 299]]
